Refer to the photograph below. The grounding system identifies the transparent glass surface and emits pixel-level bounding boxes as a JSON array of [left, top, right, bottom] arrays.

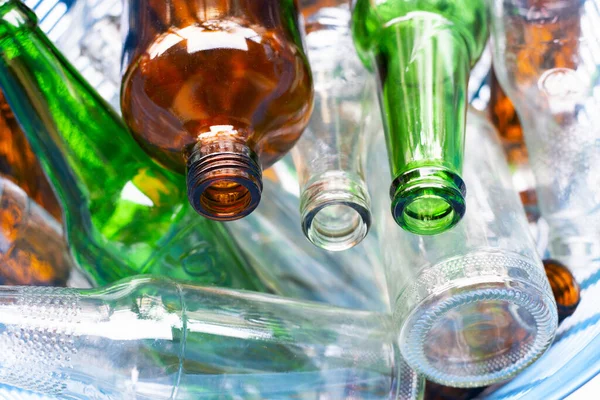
[[484, 258, 600, 399], [489, 0, 600, 267], [0, 277, 423, 399], [226, 155, 389, 313], [293, 3, 371, 251], [368, 108, 557, 387]]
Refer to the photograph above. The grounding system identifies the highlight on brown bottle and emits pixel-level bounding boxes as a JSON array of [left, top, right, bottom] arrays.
[[121, 0, 313, 221], [0, 90, 63, 222], [543, 259, 580, 323]]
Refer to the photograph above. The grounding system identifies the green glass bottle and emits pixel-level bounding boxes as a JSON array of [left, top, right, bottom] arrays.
[[352, 0, 488, 234], [0, 0, 262, 291]]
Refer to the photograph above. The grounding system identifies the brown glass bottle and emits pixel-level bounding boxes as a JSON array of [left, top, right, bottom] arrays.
[[121, 0, 313, 221], [0, 90, 62, 221], [424, 258, 580, 398], [544, 258, 580, 323], [0, 178, 75, 286]]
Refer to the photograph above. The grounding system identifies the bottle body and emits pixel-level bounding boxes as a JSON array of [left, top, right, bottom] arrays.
[[352, 0, 488, 234], [292, 3, 371, 251], [543, 259, 580, 323], [0, 276, 423, 399], [0, 0, 260, 290], [368, 108, 557, 387], [121, 0, 313, 220], [489, 0, 600, 265], [0, 178, 75, 286], [0, 89, 62, 221], [488, 70, 539, 222], [226, 155, 390, 312]]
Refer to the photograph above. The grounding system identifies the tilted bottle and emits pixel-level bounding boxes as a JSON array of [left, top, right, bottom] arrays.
[[292, 1, 372, 251], [489, 0, 600, 265], [0, 0, 262, 290], [488, 70, 539, 222], [121, 0, 314, 221], [0, 276, 423, 399], [0, 178, 76, 287], [0, 89, 62, 221], [368, 108, 557, 387], [422, 257, 580, 400], [352, 0, 488, 234]]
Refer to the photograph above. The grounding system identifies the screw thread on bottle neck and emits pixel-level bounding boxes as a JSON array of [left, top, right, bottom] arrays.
[[186, 140, 262, 221]]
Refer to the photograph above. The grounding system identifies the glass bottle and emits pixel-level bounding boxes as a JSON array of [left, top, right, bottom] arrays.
[[0, 0, 261, 290], [368, 108, 557, 387], [292, 1, 371, 251], [489, 0, 600, 266], [421, 258, 580, 400], [121, 0, 314, 221], [543, 258, 580, 323], [0, 89, 62, 221], [488, 70, 539, 223], [0, 178, 75, 287], [227, 155, 389, 312], [0, 276, 423, 399], [352, 0, 488, 235]]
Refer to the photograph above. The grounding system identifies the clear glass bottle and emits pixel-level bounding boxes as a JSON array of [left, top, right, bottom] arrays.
[[368, 108, 557, 387], [352, 0, 488, 235], [489, 0, 600, 266], [226, 155, 390, 312], [292, 2, 372, 251], [488, 70, 540, 223], [121, 0, 314, 221], [0, 276, 424, 399]]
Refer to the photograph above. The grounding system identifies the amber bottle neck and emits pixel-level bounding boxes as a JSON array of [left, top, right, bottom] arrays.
[[186, 138, 262, 221]]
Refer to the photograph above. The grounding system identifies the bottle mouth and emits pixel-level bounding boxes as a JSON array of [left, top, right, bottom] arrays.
[[301, 171, 371, 251], [390, 167, 466, 235], [187, 148, 262, 221]]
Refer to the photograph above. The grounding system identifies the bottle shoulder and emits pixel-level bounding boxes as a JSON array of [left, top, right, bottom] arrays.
[[352, 0, 489, 64]]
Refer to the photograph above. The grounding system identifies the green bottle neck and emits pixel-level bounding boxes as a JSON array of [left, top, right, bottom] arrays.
[[375, 13, 470, 234]]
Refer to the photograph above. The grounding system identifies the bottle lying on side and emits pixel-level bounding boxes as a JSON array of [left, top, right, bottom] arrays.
[[0, 275, 424, 400], [368, 108, 558, 387]]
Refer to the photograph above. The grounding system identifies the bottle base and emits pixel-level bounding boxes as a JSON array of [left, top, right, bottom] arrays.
[[395, 251, 557, 387], [187, 142, 262, 221], [390, 167, 466, 235], [301, 171, 371, 252]]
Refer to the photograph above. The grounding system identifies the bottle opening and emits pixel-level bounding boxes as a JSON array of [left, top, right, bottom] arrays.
[[187, 142, 262, 221], [200, 179, 253, 216], [391, 167, 466, 235], [300, 171, 371, 251], [402, 194, 457, 235], [306, 203, 369, 252]]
